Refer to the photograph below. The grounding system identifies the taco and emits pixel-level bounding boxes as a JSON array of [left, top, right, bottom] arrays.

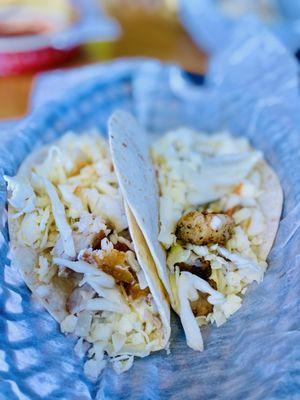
[[109, 110, 283, 352], [5, 132, 170, 377]]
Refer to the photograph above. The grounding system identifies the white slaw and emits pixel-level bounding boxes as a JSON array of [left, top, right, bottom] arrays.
[[6, 132, 166, 377], [152, 128, 268, 350]]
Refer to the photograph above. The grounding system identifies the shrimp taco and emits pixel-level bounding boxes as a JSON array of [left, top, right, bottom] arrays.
[[5, 132, 170, 377], [108, 110, 283, 352]]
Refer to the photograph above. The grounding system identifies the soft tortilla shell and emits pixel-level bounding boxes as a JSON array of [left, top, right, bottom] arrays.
[[125, 204, 170, 347], [8, 218, 76, 323], [7, 139, 171, 349], [257, 160, 283, 261], [7, 144, 77, 323], [108, 110, 283, 296], [108, 110, 172, 300]]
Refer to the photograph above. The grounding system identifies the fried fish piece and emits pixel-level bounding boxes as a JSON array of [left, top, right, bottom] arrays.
[[176, 211, 234, 246], [190, 292, 213, 317]]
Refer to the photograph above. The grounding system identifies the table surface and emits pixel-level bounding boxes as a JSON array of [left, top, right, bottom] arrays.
[[0, 10, 207, 120]]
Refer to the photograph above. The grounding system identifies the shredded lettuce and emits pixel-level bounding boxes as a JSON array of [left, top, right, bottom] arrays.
[[19, 212, 41, 247], [112, 355, 134, 374], [61, 315, 78, 333], [216, 246, 263, 278], [58, 184, 84, 219], [43, 178, 75, 258], [4, 175, 36, 217], [53, 258, 115, 286], [152, 129, 262, 248], [153, 128, 268, 351], [177, 271, 225, 351], [6, 132, 167, 377], [86, 298, 130, 314]]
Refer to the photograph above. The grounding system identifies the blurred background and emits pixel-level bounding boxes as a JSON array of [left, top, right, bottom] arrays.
[[0, 0, 206, 120], [0, 0, 298, 121]]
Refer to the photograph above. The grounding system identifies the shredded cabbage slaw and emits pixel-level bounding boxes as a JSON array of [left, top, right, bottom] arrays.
[[6, 132, 166, 377], [152, 128, 267, 350]]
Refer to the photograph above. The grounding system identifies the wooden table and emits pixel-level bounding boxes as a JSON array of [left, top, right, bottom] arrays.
[[0, 11, 206, 120]]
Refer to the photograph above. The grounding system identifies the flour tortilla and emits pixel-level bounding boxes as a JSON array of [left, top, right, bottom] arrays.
[[257, 160, 283, 260], [108, 110, 283, 302], [125, 203, 170, 346], [7, 139, 171, 348], [7, 144, 77, 323], [109, 110, 173, 300]]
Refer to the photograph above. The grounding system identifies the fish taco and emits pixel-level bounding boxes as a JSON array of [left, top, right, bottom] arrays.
[[5, 131, 170, 376], [109, 110, 283, 352]]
